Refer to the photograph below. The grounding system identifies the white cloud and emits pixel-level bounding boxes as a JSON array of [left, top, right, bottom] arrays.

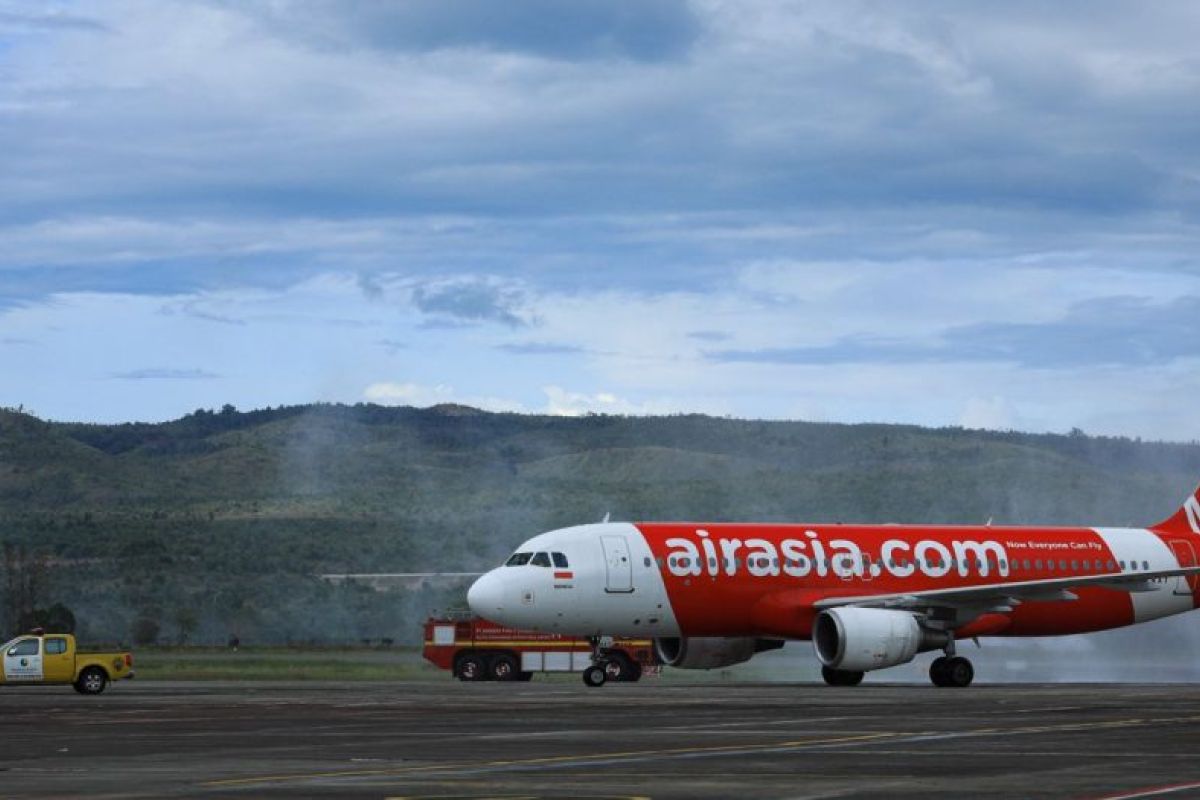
[[363, 382, 454, 406], [543, 386, 651, 417], [959, 396, 1019, 431]]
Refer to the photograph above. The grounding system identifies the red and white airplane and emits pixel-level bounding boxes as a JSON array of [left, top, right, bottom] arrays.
[[468, 482, 1200, 687]]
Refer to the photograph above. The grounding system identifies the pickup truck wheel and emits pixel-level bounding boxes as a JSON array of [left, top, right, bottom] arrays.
[[75, 667, 108, 695]]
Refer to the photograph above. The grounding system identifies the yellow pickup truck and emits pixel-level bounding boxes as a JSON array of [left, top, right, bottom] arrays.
[[1, 630, 134, 694]]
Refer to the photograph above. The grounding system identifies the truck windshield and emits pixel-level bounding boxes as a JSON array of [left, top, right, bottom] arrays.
[[505, 552, 533, 566]]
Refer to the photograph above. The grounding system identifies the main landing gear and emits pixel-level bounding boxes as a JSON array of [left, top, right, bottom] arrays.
[[929, 643, 974, 688]]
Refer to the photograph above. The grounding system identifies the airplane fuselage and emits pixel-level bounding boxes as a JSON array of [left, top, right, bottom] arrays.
[[469, 521, 1200, 639], [467, 487, 1200, 686]]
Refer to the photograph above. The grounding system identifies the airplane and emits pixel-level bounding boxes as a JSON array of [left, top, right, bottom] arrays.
[[467, 481, 1200, 687]]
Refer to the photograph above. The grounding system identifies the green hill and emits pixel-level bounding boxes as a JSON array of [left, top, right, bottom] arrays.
[[1, 403, 1197, 645]]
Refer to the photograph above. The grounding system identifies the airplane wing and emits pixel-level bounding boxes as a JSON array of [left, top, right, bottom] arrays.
[[812, 565, 1200, 613]]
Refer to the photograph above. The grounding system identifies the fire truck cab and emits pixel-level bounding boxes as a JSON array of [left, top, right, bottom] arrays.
[[423, 616, 658, 682]]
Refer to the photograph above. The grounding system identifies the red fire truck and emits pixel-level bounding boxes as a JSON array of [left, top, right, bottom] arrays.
[[423, 616, 658, 682]]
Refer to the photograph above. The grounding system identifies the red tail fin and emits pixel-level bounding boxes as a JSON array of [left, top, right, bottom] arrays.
[[1153, 483, 1200, 535]]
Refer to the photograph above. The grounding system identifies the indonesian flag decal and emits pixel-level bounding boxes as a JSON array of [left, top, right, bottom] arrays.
[[554, 570, 574, 580]]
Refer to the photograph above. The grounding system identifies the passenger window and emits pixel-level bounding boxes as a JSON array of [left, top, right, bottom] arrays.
[[531, 552, 551, 567], [1143, 561, 1150, 571], [45, 638, 67, 655], [1107, 560, 1115, 571], [8, 639, 38, 657], [505, 552, 532, 567], [552, 552, 569, 568], [1059, 560, 1067, 570]]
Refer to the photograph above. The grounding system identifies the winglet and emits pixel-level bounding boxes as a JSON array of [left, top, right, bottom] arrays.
[[1152, 482, 1200, 535]]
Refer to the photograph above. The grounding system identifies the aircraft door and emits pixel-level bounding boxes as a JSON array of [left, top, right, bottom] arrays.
[[3, 638, 43, 682], [601, 535, 634, 593], [1169, 540, 1198, 595]]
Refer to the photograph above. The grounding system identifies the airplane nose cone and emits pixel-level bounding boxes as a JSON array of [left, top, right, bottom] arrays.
[[468, 571, 505, 617]]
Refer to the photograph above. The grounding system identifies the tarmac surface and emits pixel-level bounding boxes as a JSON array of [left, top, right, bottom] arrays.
[[2, 680, 1200, 799]]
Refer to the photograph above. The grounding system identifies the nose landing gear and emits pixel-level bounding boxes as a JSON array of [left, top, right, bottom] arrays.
[[581, 636, 643, 687], [582, 664, 607, 687]]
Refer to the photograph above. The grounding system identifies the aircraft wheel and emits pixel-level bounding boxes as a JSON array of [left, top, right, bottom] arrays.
[[821, 666, 864, 686], [943, 656, 974, 688], [929, 656, 950, 687], [582, 665, 607, 687]]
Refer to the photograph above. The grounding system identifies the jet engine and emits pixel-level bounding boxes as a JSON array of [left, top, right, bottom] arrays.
[[653, 636, 784, 670], [813, 607, 950, 672]]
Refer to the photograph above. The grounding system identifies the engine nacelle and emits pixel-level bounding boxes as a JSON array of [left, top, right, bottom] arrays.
[[653, 636, 782, 669], [813, 607, 950, 672]]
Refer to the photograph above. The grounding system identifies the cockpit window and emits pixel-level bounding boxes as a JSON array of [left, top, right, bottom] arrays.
[[552, 552, 568, 568], [505, 552, 532, 567], [531, 552, 551, 567]]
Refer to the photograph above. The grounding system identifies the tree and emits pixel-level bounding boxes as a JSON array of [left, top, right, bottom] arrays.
[[173, 607, 198, 645], [132, 616, 161, 646]]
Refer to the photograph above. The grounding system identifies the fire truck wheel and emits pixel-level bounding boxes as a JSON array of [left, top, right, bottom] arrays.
[[456, 654, 487, 681], [582, 665, 607, 687], [604, 654, 641, 682], [490, 654, 519, 681]]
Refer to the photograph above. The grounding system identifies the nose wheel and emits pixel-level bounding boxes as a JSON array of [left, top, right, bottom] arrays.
[[582, 665, 607, 687]]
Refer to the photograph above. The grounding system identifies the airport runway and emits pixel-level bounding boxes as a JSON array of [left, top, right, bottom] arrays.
[[2, 680, 1199, 799]]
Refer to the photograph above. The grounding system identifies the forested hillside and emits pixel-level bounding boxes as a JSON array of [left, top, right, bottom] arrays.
[[2, 403, 1198, 645]]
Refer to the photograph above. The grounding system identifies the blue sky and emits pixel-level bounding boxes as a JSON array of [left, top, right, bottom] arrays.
[[1, 1, 1199, 440]]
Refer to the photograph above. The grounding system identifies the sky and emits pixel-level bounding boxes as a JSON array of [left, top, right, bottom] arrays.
[[1, 1, 1199, 440]]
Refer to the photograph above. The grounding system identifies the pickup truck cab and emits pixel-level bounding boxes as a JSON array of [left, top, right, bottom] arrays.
[[1, 631, 134, 695]]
